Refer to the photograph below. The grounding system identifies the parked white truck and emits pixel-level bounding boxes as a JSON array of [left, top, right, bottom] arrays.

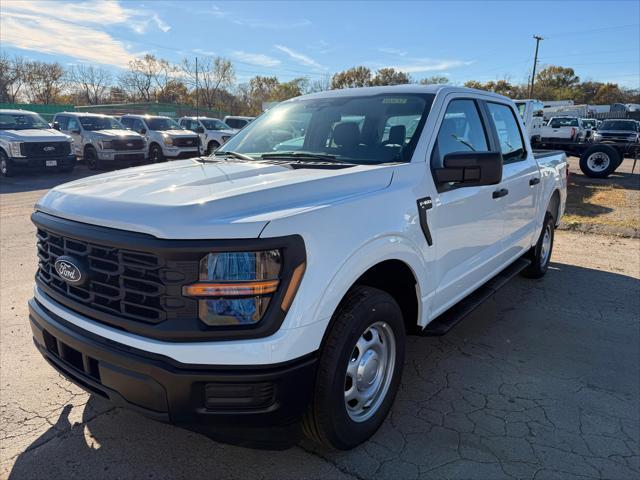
[[0, 109, 76, 176], [120, 115, 200, 162], [29, 85, 566, 450], [514, 99, 545, 143], [541, 116, 586, 143], [177, 116, 237, 154]]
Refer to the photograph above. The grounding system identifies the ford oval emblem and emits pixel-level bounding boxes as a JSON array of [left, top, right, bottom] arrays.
[[43, 146, 55, 152], [54, 257, 85, 285]]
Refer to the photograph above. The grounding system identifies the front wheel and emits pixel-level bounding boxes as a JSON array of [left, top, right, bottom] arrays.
[[579, 145, 620, 178], [0, 150, 15, 177], [206, 141, 220, 155], [85, 148, 99, 170], [522, 212, 555, 279], [149, 144, 165, 163], [303, 286, 405, 450]]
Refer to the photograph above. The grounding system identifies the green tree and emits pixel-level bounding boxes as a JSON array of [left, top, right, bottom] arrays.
[[420, 75, 449, 85], [371, 68, 411, 86], [593, 83, 626, 104], [331, 66, 372, 89]]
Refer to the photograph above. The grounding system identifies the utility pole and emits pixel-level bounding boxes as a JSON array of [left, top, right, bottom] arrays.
[[529, 35, 543, 98], [195, 57, 199, 119]]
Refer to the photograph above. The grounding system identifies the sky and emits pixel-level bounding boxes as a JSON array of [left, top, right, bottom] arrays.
[[1, 0, 639, 88]]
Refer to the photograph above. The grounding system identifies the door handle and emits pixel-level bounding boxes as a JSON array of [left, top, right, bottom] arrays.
[[529, 177, 541, 186], [492, 188, 509, 199]]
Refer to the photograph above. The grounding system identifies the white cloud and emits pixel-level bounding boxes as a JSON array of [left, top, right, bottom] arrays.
[[0, 1, 170, 68], [379, 47, 408, 57], [274, 45, 325, 70], [232, 51, 281, 67], [234, 18, 311, 29], [382, 58, 473, 74]]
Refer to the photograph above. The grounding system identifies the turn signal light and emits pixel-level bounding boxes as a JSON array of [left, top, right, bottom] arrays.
[[182, 280, 279, 297]]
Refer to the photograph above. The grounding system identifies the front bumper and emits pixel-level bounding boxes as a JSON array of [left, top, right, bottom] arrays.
[[9, 154, 76, 169], [29, 298, 318, 449], [97, 151, 147, 163], [163, 147, 200, 160]]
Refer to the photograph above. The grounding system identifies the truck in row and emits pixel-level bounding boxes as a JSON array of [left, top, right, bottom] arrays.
[[0, 109, 253, 176], [514, 100, 639, 178], [28, 85, 567, 450]]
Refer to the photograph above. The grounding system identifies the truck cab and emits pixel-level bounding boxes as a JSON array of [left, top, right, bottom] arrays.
[[120, 115, 200, 162], [0, 109, 76, 177], [514, 99, 545, 143], [178, 116, 236, 155], [223, 115, 254, 130], [52, 112, 147, 170], [29, 86, 566, 450]]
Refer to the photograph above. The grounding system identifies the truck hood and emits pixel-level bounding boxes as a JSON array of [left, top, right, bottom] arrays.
[[160, 130, 198, 138], [90, 129, 143, 139], [36, 159, 394, 239], [1, 128, 70, 142], [595, 130, 637, 136]]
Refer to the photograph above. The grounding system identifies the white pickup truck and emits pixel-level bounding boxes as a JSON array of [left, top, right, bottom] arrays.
[[541, 116, 585, 143], [29, 85, 566, 450]]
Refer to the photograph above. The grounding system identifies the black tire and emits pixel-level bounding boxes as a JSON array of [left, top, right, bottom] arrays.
[[206, 140, 220, 155], [579, 145, 620, 178], [149, 144, 165, 163], [522, 212, 555, 279], [303, 286, 405, 450], [85, 147, 100, 170], [0, 150, 15, 177]]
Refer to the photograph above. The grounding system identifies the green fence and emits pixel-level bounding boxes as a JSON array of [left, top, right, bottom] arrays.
[[1, 102, 231, 121], [0, 103, 74, 121]]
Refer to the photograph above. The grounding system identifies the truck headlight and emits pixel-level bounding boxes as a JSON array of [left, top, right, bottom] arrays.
[[100, 140, 114, 150], [8, 141, 24, 157], [162, 135, 173, 146], [628, 135, 638, 142], [183, 250, 287, 325]]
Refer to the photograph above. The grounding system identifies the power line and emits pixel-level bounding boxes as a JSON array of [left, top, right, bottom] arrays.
[[529, 35, 543, 97], [542, 23, 639, 38]]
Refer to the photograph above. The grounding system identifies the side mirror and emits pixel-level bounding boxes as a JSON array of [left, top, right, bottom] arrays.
[[71, 128, 81, 134], [139, 128, 147, 134], [435, 151, 503, 186], [52, 121, 60, 131], [195, 126, 204, 133]]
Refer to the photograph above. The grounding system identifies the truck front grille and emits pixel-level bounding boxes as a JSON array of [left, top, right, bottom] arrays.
[[112, 138, 144, 150], [173, 137, 198, 148], [20, 142, 71, 158], [36, 228, 196, 325]]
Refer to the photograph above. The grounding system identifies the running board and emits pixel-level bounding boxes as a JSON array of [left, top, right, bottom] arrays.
[[419, 257, 532, 336]]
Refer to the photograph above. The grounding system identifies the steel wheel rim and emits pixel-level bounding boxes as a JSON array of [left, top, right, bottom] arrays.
[[587, 152, 610, 172], [344, 321, 396, 422], [541, 225, 552, 266], [1, 158, 6, 174], [151, 147, 160, 162]]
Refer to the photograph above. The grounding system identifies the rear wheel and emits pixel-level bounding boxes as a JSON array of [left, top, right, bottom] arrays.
[[303, 286, 405, 450], [522, 212, 555, 279], [579, 145, 620, 178], [0, 150, 15, 177], [85, 147, 99, 170]]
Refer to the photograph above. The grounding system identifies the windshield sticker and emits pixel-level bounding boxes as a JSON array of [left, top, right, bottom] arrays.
[[382, 98, 407, 104]]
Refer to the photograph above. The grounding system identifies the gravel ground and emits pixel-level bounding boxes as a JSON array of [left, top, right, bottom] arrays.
[[1, 164, 639, 480]]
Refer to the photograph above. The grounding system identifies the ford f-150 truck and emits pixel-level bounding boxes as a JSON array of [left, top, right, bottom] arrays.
[[29, 85, 566, 450], [120, 115, 200, 162], [0, 109, 76, 176], [541, 116, 585, 143], [177, 116, 237, 155]]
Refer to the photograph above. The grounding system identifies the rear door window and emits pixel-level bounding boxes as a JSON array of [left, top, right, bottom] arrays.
[[486, 102, 526, 163]]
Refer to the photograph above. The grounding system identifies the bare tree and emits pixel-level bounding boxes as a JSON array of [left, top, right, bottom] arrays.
[[181, 57, 235, 110], [67, 65, 112, 105], [0, 53, 27, 103], [23, 61, 66, 104], [120, 54, 176, 102]]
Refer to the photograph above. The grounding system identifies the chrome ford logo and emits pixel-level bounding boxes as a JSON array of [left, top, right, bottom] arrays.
[[54, 257, 84, 285], [126, 142, 133, 147], [43, 146, 55, 152]]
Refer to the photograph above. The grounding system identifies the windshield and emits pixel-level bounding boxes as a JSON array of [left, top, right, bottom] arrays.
[[599, 120, 636, 131], [582, 119, 597, 128], [146, 117, 183, 131], [201, 119, 231, 130], [549, 117, 578, 127], [515, 102, 526, 118], [218, 93, 435, 164], [79, 116, 123, 131], [0, 112, 50, 130]]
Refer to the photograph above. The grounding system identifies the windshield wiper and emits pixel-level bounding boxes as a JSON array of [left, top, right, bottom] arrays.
[[213, 151, 256, 161], [260, 151, 347, 163]]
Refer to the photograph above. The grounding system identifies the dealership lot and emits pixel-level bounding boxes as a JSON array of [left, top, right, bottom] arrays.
[[1, 159, 639, 479]]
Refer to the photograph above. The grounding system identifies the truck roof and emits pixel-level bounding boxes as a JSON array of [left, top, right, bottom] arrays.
[[55, 112, 115, 118], [0, 109, 44, 115], [121, 114, 171, 119], [292, 85, 513, 103]]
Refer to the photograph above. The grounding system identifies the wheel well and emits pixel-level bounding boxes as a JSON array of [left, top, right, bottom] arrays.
[[354, 260, 419, 333], [548, 189, 560, 224]]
